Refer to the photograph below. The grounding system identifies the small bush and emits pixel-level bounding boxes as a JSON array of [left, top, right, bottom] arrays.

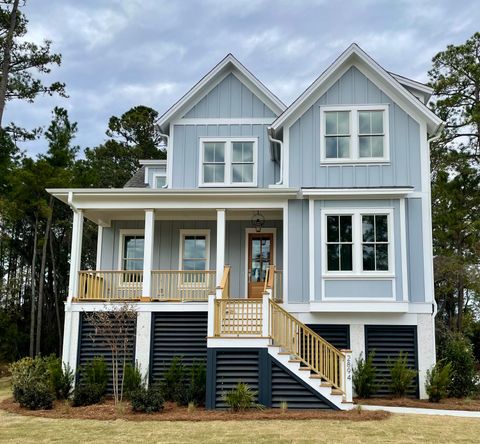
[[160, 356, 187, 404], [10, 357, 54, 410], [388, 352, 417, 397], [426, 360, 452, 402], [82, 356, 108, 392], [441, 333, 476, 398], [223, 382, 259, 412], [123, 362, 143, 400], [130, 385, 164, 413], [46, 356, 74, 400], [352, 353, 377, 398], [72, 383, 105, 407], [72, 356, 109, 407], [187, 361, 206, 406]]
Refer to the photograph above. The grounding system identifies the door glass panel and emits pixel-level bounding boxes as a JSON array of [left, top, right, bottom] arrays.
[[249, 236, 272, 283]]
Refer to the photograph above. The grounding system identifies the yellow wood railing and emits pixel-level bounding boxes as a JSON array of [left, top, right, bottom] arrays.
[[77, 270, 143, 301], [217, 265, 231, 299], [214, 299, 262, 336], [264, 266, 283, 302], [151, 270, 216, 301], [269, 299, 345, 393]]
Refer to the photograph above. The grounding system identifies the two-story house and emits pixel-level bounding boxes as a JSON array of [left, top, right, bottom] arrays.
[[48, 44, 442, 409]]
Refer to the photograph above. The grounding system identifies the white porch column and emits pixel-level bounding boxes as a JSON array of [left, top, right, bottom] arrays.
[[135, 312, 152, 383], [95, 225, 103, 269], [67, 210, 84, 303], [216, 209, 226, 286], [61, 309, 80, 382], [142, 209, 155, 301]]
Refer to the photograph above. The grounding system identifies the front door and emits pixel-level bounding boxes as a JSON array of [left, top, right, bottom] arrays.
[[247, 232, 273, 299]]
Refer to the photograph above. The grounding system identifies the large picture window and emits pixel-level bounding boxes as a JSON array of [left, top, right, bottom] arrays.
[[321, 105, 389, 163], [324, 210, 392, 275], [200, 138, 257, 186]]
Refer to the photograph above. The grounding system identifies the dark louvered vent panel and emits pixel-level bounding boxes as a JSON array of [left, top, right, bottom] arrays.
[[78, 313, 136, 393], [306, 325, 350, 350], [150, 312, 208, 383], [365, 325, 418, 397], [215, 350, 259, 409], [271, 360, 332, 409]]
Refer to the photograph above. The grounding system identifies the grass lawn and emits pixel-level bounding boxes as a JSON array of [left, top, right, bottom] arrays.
[[1, 379, 480, 443]]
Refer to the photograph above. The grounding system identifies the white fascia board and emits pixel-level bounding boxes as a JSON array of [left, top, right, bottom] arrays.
[[389, 72, 433, 95], [139, 159, 167, 166], [157, 54, 285, 131], [300, 187, 414, 199], [270, 43, 442, 135], [309, 302, 409, 313]]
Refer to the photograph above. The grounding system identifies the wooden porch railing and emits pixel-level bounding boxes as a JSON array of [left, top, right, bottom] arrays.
[[217, 265, 231, 299], [269, 299, 345, 393], [214, 299, 263, 336], [264, 266, 283, 302], [151, 270, 216, 301], [77, 270, 143, 301]]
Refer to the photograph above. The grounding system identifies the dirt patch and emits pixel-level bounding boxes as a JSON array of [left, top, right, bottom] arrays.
[[357, 397, 480, 411], [0, 398, 389, 422]]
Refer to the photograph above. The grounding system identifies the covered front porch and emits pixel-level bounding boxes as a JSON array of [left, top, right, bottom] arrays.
[[70, 207, 284, 303]]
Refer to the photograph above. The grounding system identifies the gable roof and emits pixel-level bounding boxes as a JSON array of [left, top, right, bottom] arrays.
[[157, 54, 286, 131], [270, 43, 442, 135]]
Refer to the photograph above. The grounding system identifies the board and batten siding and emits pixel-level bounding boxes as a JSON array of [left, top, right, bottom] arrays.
[[183, 73, 276, 119], [288, 198, 426, 303], [288, 66, 422, 190]]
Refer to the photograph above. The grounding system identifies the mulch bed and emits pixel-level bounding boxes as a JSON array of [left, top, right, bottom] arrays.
[[0, 398, 389, 422], [356, 397, 480, 412]]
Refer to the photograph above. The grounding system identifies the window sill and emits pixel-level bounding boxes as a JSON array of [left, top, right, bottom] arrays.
[[320, 159, 390, 165], [322, 274, 395, 279], [198, 183, 258, 188]]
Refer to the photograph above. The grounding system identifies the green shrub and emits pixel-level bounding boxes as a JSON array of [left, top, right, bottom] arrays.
[[160, 356, 187, 404], [187, 361, 206, 406], [441, 333, 476, 398], [82, 356, 108, 392], [46, 355, 74, 400], [352, 353, 377, 398], [223, 382, 259, 412], [72, 356, 109, 407], [426, 360, 452, 402], [72, 383, 105, 407], [388, 352, 417, 397], [130, 385, 164, 413], [10, 357, 54, 410], [123, 362, 143, 400]]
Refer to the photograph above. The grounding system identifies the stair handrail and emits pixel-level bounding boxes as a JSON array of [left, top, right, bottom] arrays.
[[263, 265, 275, 293], [269, 299, 345, 394], [217, 265, 231, 299]]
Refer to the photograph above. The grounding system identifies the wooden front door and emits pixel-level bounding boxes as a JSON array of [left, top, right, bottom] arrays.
[[247, 232, 273, 299]]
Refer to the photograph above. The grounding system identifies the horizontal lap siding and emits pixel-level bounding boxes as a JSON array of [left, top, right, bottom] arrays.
[[77, 313, 136, 393], [365, 325, 418, 397], [150, 312, 208, 384]]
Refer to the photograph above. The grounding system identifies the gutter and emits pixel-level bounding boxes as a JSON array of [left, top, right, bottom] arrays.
[[268, 128, 283, 185]]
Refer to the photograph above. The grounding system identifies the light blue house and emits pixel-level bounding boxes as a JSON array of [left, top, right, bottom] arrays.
[[49, 44, 442, 409]]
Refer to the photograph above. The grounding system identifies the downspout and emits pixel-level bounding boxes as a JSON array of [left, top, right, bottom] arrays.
[[156, 125, 170, 188], [268, 128, 283, 185], [426, 122, 444, 319]]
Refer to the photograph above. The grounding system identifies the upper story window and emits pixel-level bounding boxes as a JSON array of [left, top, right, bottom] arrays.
[[153, 173, 167, 188], [323, 209, 393, 276], [199, 138, 257, 187], [320, 105, 389, 163]]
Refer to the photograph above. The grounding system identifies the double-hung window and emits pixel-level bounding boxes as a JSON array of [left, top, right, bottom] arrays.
[[200, 138, 257, 186], [321, 105, 389, 162], [119, 230, 144, 283], [179, 230, 210, 285], [324, 210, 392, 275]]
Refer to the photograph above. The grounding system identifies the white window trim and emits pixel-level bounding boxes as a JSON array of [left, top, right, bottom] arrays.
[[321, 208, 395, 278], [198, 137, 258, 187], [118, 229, 145, 287], [152, 172, 167, 189], [178, 229, 211, 271], [320, 104, 390, 164]]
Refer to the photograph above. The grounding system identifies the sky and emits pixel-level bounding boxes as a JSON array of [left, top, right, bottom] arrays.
[[6, 0, 480, 156]]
